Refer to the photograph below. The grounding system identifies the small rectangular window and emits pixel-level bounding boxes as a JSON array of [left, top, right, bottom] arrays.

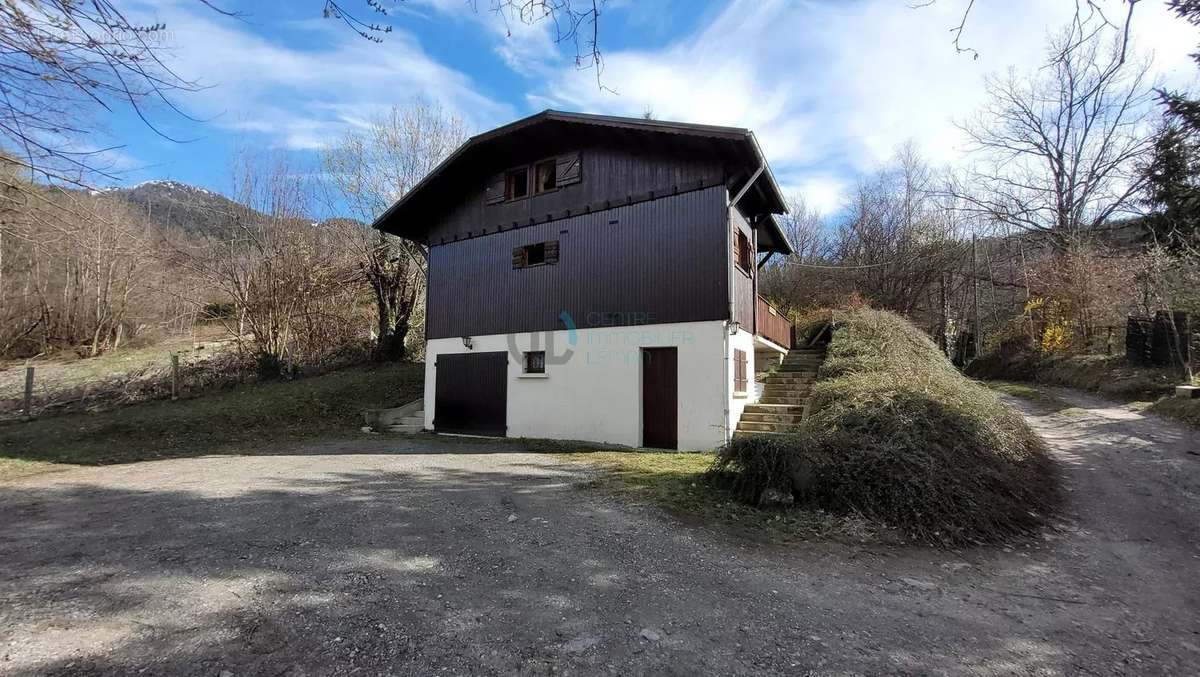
[[526, 242, 546, 266], [735, 230, 753, 274], [525, 351, 546, 374], [534, 159, 557, 193], [513, 240, 560, 269], [505, 167, 529, 200]]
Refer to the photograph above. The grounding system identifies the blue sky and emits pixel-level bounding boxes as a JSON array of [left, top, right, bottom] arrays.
[[107, 0, 1198, 217]]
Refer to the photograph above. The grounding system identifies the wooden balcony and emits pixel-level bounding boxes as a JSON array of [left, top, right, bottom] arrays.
[[755, 295, 792, 349]]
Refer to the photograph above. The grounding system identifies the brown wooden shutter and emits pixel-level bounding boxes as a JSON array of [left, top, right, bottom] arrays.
[[556, 152, 582, 186], [512, 246, 528, 269], [734, 349, 748, 393], [486, 173, 506, 205], [543, 239, 560, 264]]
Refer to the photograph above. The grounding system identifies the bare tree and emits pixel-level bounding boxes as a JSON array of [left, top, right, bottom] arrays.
[[322, 100, 468, 361], [0, 2, 206, 186], [833, 144, 965, 315], [916, 0, 1141, 63], [175, 152, 368, 375], [327, 1, 606, 74], [954, 16, 1155, 247]]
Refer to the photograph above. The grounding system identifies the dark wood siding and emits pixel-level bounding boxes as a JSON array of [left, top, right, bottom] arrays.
[[731, 207, 755, 331], [425, 144, 725, 245], [427, 186, 729, 339]]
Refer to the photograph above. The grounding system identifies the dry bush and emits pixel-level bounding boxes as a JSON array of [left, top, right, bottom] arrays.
[[712, 308, 1059, 546]]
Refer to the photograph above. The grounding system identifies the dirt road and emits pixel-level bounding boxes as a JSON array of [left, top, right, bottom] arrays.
[[0, 390, 1197, 675]]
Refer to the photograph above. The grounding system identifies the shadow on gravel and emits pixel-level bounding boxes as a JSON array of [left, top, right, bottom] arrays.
[[0, 464, 617, 676], [0, 457, 1145, 676]]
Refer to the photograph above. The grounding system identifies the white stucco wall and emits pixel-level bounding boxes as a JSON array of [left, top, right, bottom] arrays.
[[424, 320, 739, 450]]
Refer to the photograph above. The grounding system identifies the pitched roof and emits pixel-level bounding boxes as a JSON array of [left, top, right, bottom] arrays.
[[373, 109, 792, 253]]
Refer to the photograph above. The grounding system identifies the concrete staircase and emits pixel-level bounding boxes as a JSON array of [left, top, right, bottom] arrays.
[[735, 347, 826, 436], [363, 400, 425, 434]]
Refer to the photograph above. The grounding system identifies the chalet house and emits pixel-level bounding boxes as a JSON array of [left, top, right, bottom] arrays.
[[374, 110, 795, 450]]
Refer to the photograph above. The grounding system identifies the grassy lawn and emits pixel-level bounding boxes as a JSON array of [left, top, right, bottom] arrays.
[[554, 451, 892, 545], [0, 326, 235, 411], [0, 362, 423, 481]]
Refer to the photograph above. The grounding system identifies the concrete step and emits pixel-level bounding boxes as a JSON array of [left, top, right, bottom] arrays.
[[740, 411, 804, 424], [364, 400, 423, 430], [733, 429, 793, 437], [385, 424, 423, 434], [763, 381, 813, 390], [759, 396, 808, 405], [765, 374, 814, 383], [777, 364, 821, 371], [762, 389, 811, 400], [737, 420, 797, 433], [743, 403, 803, 413]]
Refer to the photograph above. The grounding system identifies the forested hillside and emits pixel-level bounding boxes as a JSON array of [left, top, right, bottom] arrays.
[[107, 180, 249, 236], [0, 102, 465, 382]]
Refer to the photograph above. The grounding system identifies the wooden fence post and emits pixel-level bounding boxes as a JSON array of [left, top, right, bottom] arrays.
[[171, 354, 180, 401], [23, 366, 34, 418]]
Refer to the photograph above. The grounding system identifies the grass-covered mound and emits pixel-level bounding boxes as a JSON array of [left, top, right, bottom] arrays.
[[711, 309, 1059, 546]]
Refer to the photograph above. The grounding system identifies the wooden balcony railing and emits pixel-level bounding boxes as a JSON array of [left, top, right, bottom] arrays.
[[755, 295, 792, 348]]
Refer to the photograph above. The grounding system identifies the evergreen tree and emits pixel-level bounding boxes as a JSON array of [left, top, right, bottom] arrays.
[[1143, 120, 1200, 248], [1162, 1, 1200, 132]]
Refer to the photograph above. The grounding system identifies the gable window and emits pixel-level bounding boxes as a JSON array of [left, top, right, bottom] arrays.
[[524, 351, 546, 374], [734, 229, 753, 275], [505, 167, 529, 200], [513, 240, 560, 268], [534, 159, 557, 193], [485, 152, 582, 206]]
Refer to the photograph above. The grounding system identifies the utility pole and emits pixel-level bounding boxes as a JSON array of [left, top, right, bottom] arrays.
[[971, 234, 981, 362]]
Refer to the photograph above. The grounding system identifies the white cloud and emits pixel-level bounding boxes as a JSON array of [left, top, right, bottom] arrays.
[[779, 174, 851, 218], [532, 0, 1199, 215], [129, 0, 512, 151]]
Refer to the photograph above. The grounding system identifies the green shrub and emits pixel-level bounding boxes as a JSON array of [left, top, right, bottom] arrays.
[[712, 308, 1059, 546], [707, 432, 810, 503]]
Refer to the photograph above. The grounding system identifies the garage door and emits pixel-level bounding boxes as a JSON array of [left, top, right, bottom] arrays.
[[433, 351, 508, 436]]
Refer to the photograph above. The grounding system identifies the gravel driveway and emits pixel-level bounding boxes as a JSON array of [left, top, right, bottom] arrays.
[[1, 390, 1198, 676]]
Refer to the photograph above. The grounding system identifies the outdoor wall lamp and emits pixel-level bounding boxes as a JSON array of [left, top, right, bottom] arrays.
[[462, 336, 473, 349], [728, 321, 741, 336]]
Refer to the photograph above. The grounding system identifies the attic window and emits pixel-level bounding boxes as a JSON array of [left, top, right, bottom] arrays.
[[486, 152, 581, 206], [534, 159, 557, 193], [506, 168, 529, 200]]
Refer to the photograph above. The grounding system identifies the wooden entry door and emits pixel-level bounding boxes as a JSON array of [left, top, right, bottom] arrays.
[[433, 351, 508, 436], [641, 348, 678, 449]]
